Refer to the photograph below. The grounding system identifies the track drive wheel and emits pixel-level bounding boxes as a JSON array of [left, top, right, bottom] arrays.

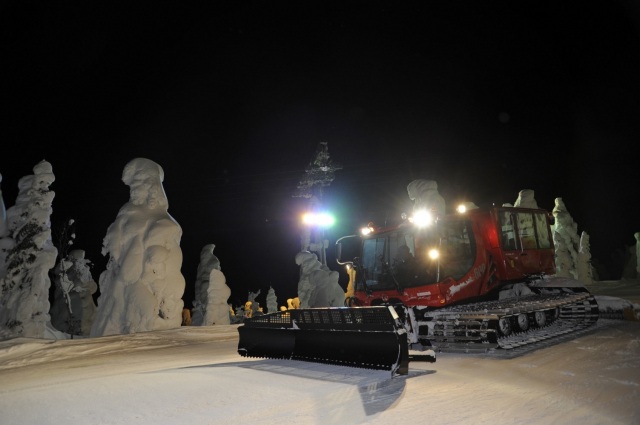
[[534, 310, 547, 327], [517, 313, 529, 331], [498, 316, 512, 336]]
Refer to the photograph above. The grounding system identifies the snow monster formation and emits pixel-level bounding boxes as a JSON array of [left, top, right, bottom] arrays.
[[50, 249, 97, 336], [91, 158, 185, 337], [513, 189, 539, 208], [191, 244, 231, 326], [407, 179, 445, 218], [295, 251, 344, 308], [0, 161, 58, 339], [636, 232, 640, 279], [201, 268, 231, 326], [191, 243, 222, 326], [266, 286, 278, 314], [552, 197, 581, 279]]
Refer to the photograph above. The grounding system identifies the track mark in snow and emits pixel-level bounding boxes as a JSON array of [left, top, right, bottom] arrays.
[[576, 346, 597, 351], [611, 379, 639, 387]]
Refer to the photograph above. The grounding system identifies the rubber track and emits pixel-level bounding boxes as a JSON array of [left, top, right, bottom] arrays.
[[419, 291, 599, 354]]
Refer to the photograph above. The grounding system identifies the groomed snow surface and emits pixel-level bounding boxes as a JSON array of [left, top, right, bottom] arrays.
[[1, 281, 639, 425]]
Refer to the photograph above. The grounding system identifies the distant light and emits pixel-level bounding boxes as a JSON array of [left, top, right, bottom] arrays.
[[457, 204, 467, 214], [428, 248, 440, 260], [302, 212, 335, 227]]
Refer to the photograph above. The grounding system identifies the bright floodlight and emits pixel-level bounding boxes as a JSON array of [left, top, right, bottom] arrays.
[[360, 222, 375, 235], [411, 209, 433, 228], [428, 248, 440, 260], [457, 204, 467, 213], [302, 212, 335, 227]]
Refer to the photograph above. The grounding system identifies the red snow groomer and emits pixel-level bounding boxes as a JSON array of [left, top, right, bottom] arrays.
[[238, 188, 599, 375]]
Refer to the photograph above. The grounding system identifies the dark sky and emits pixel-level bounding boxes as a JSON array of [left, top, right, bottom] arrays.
[[2, 2, 639, 307]]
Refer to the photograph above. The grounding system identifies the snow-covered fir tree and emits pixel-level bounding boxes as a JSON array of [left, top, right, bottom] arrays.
[[0, 173, 7, 239], [513, 189, 539, 208], [0, 173, 12, 279], [294, 142, 341, 264], [620, 232, 640, 280], [295, 250, 344, 308], [266, 286, 277, 314], [296, 251, 319, 308], [407, 179, 446, 218], [191, 244, 221, 326], [246, 290, 261, 316], [636, 232, 640, 279], [91, 158, 185, 337], [50, 249, 97, 336], [293, 141, 342, 200], [553, 230, 574, 278], [552, 197, 581, 279], [0, 161, 58, 339], [577, 231, 594, 284], [202, 268, 231, 325]]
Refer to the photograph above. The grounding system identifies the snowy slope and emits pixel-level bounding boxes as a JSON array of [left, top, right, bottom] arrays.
[[1, 289, 639, 425]]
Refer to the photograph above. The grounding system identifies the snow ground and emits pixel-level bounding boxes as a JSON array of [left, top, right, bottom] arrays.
[[1, 281, 639, 425]]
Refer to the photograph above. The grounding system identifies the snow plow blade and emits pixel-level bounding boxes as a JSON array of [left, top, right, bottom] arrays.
[[238, 306, 421, 376]]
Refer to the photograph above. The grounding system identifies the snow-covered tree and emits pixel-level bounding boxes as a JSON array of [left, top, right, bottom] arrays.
[[246, 290, 261, 316], [513, 189, 539, 208], [552, 197, 580, 279], [553, 230, 573, 278], [50, 249, 97, 336], [636, 232, 640, 279], [191, 244, 221, 326], [0, 161, 58, 339], [293, 141, 342, 200], [50, 218, 78, 318], [407, 179, 445, 218], [295, 250, 344, 308], [202, 269, 231, 325], [266, 286, 277, 314], [620, 234, 639, 280], [308, 269, 344, 307], [294, 142, 342, 265], [577, 231, 594, 285], [0, 173, 7, 239], [0, 172, 13, 280], [295, 251, 320, 308], [91, 158, 185, 337]]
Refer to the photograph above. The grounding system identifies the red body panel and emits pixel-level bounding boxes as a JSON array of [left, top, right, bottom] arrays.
[[351, 207, 556, 308]]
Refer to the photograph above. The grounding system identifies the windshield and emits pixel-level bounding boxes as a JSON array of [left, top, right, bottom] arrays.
[[357, 220, 476, 292], [437, 219, 476, 280]]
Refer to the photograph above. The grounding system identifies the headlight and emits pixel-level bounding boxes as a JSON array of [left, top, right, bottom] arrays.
[[360, 221, 375, 235], [302, 212, 335, 227], [410, 209, 433, 228]]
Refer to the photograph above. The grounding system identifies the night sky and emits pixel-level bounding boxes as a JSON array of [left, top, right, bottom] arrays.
[[2, 2, 639, 308]]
